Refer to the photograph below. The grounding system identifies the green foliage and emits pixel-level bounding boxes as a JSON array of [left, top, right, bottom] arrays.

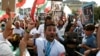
[[94, 6, 100, 22], [71, 6, 100, 23]]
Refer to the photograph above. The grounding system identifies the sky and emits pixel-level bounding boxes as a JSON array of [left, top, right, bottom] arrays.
[[0, 0, 100, 7], [62, 0, 100, 6], [79, 0, 100, 6]]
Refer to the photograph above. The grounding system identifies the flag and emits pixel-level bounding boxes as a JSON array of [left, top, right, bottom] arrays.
[[30, 0, 45, 21], [37, 1, 51, 13], [38, 1, 47, 13], [44, 1, 51, 13], [36, 0, 45, 5], [30, 0, 37, 21], [16, 0, 26, 8]]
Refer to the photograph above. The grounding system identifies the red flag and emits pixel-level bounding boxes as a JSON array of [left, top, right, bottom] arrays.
[[36, 0, 45, 5], [44, 7, 51, 13], [30, 0, 37, 21], [30, 0, 45, 21], [16, 0, 26, 8]]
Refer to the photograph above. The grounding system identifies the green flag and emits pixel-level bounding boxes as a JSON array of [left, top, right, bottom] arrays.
[[37, 1, 48, 13]]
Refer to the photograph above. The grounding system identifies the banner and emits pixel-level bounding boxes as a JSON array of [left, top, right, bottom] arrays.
[[82, 2, 94, 25]]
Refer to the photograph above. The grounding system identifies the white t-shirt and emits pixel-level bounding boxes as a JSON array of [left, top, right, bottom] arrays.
[[0, 33, 14, 56], [36, 37, 65, 56], [0, 33, 6, 41], [13, 27, 24, 37], [0, 41, 14, 56], [30, 28, 39, 38], [38, 24, 44, 37], [57, 20, 68, 37], [38, 24, 64, 41], [96, 50, 100, 56]]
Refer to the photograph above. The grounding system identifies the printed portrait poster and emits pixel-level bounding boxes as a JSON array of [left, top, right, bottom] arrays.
[[82, 3, 94, 25], [51, 1, 63, 20]]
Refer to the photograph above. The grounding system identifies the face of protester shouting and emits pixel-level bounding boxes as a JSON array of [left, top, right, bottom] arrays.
[[44, 24, 56, 42]]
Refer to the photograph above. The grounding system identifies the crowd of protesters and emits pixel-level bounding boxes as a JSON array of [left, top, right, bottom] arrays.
[[0, 8, 100, 56]]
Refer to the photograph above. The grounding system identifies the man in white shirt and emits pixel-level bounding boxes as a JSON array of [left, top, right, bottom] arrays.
[[38, 16, 64, 41], [13, 21, 24, 37], [38, 16, 53, 38], [0, 9, 29, 56], [0, 12, 14, 56], [20, 21, 66, 56], [0, 41, 14, 56]]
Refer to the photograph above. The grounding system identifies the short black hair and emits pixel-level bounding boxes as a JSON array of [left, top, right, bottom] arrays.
[[84, 24, 95, 31], [45, 16, 52, 21], [44, 23, 55, 31]]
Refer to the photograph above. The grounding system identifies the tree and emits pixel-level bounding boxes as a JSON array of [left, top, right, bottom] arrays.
[[94, 6, 100, 23]]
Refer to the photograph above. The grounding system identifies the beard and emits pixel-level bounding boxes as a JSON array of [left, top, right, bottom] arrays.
[[46, 35, 55, 42]]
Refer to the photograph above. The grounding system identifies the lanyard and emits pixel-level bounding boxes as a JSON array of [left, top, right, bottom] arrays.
[[43, 40, 55, 56]]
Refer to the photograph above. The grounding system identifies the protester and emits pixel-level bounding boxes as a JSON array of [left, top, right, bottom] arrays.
[[20, 21, 66, 56], [0, 12, 14, 56], [27, 19, 38, 56], [79, 24, 97, 56], [63, 32, 79, 56], [38, 16, 53, 38], [0, 9, 30, 56], [83, 48, 99, 56], [56, 17, 68, 41]]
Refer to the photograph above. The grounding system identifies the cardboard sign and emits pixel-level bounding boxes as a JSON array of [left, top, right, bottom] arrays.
[[2, 0, 16, 12]]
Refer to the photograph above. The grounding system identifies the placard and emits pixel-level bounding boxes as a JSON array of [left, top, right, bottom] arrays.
[[2, 0, 16, 12], [82, 2, 94, 25]]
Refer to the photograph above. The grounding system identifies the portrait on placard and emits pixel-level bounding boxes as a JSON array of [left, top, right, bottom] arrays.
[[82, 3, 94, 25], [52, 1, 62, 11]]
